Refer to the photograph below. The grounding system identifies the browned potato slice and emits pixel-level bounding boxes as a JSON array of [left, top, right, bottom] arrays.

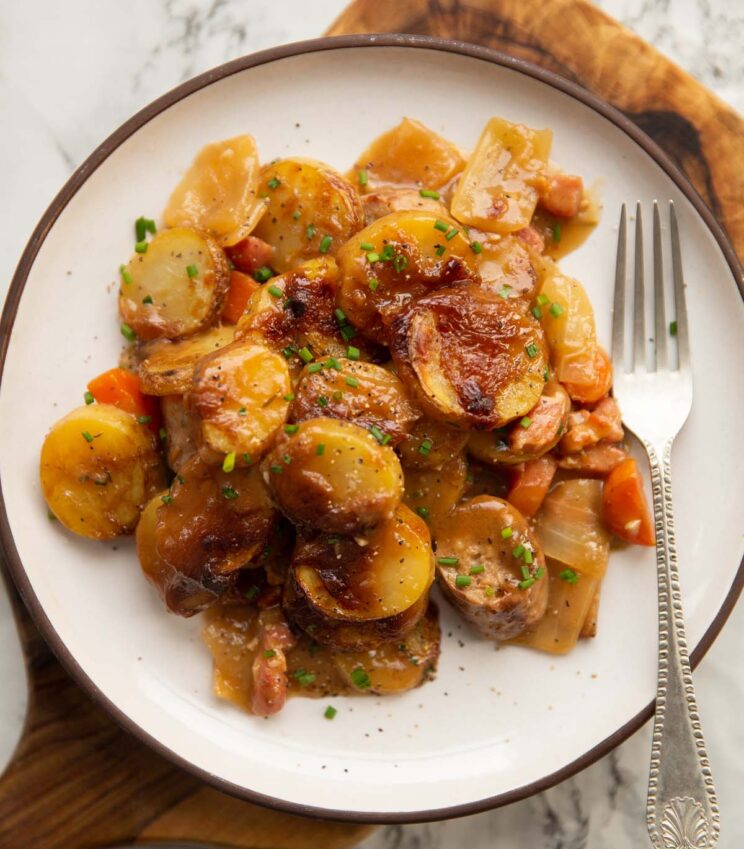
[[263, 417, 403, 534], [450, 118, 552, 234], [351, 118, 465, 190], [142, 458, 276, 615], [471, 232, 537, 299], [138, 325, 234, 395], [390, 285, 548, 429], [397, 417, 469, 471], [119, 227, 230, 341], [163, 135, 265, 247], [403, 454, 468, 528], [189, 340, 291, 461], [434, 495, 548, 640], [252, 158, 363, 272], [362, 188, 449, 226], [467, 382, 570, 465], [333, 603, 441, 694], [336, 211, 479, 342], [40, 404, 166, 540], [160, 395, 200, 472], [291, 357, 420, 445]]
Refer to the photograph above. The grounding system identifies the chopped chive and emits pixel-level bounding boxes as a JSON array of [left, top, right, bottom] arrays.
[[340, 324, 356, 341], [316, 443, 325, 456], [186, 264, 198, 278], [470, 241, 483, 254], [535, 566, 545, 580], [254, 266, 273, 283], [292, 210, 302, 220], [346, 345, 360, 360], [416, 506, 430, 520], [284, 424, 299, 434], [484, 586, 495, 597], [469, 564, 485, 575], [525, 342, 539, 359], [368, 277, 380, 291], [82, 431, 94, 443], [418, 438, 433, 456], [345, 376, 360, 388], [332, 390, 343, 401], [501, 526, 513, 539], [537, 293, 550, 306], [298, 346, 313, 363], [518, 577, 535, 589], [242, 453, 252, 464], [84, 391, 95, 405], [263, 649, 277, 659], [520, 564, 531, 580], [437, 556, 459, 566], [282, 453, 292, 465], [159, 427, 167, 441], [282, 346, 294, 359], [238, 407, 247, 416], [319, 235, 332, 254], [295, 670, 316, 687], [134, 216, 156, 241], [512, 544, 525, 558], [419, 189, 440, 199], [327, 356, 342, 371], [222, 452, 236, 472], [369, 425, 390, 445], [520, 416, 532, 429], [445, 227, 459, 241], [669, 320, 678, 336], [393, 253, 408, 272], [523, 548, 534, 565], [552, 223, 562, 243], [142, 294, 153, 304], [136, 415, 151, 424], [158, 493, 174, 506], [366, 251, 380, 263], [350, 667, 371, 689], [317, 395, 329, 407], [532, 306, 542, 319], [244, 585, 260, 600], [433, 219, 449, 233], [270, 464, 283, 475], [307, 362, 323, 374], [380, 244, 394, 261], [455, 575, 472, 589], [267, 176, 280, 190], [543, 366, 550, 382], [283, 392, 295, 402], [358, 169, 368, 186], [559, 568, 580, 584], [267, 284, 283, 298], [324, 705, 337, 720], [222, 484, 239, 499], [120, 323, 136, 342], [498, 284, 512, 299], [359, 242, 375, 251], [134, 240, 148, 254], [549, 302, 564, 318], [435, 244, 446, 257], [334, 307, 348, 325], [119, 265, 132, 285]]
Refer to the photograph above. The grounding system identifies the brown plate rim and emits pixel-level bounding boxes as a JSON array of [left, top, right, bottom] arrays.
[[1, 33, 742, 824]]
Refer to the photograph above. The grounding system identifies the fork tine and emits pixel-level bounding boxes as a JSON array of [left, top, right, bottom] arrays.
[[633, 203, 646, 371], [652, 201, 667, 371], [669, 201, 691, 371], [612, 204, 627, 371]]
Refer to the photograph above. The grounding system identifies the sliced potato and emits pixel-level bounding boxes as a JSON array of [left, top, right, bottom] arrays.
[[40, 404, 166, 540], [252, 158, 363, 271], [467, 382, 570, 465], [333, 603, 440, 694], [434, 495, 548, 640], [119, 227, 230, 341], [362, 187, 449, 226], [471, 232, 537, 299], [403, 454, 468, 529], [264, 417, 404, 534], [291, 357, 420, 445], [160, 395, 200, 472], [397, 417, 469, 471], [163, 135, 265, 247], [336, 211, 479, 341], [138, 325, 234, 395], [189, 340, 291, 460], [144, 458, 276, 615], [351, 118, 465, 190], [390, 285, 548, 429], [451, 118, 552, 234]]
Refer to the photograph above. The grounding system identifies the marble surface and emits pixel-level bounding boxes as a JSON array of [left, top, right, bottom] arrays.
[[0, 1, 742, 846]]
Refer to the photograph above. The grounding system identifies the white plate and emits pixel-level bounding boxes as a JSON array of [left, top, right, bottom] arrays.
[[1, 36, 742, 821]]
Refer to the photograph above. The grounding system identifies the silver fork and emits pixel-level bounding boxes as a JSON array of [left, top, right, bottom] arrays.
[[613, 201, 719, 848]]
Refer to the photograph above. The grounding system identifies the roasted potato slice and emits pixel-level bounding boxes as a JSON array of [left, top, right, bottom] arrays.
[[40, 404, 166, 540], [333, 603, 441, 694], [252, 158, 363, 271], [163, 135, 265, 247], [362, 187, 449, 226], [189, 340, 291, 461], [264, 417, 403, 534], [471, 232, 537, 300], [142, 458, 276, 615], [138, 325, 234, 395], [403, 454, 468, 529], [336, 211, 479, 341], [351, 118, 465, 190], [467, 382, 570, 465], [390, 285, 548, 429], [434, 495, 548, 640], [291, 357, 420, 445], [119, 227, 230, 341], [397, 417, 469, 471], [160, 395, 200, 472], [450, 118, 552, 234]]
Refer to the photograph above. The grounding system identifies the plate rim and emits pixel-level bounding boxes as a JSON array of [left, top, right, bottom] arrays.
[[1, 33, 742, 824]]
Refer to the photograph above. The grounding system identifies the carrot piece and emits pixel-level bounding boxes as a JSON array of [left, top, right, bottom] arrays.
[[562, 346, 613, 404], [507, 455, 557, 518], [225, 235, 274, 275], [222, 270, 260, 324], [87, 368, 161, 433], [602, 457, 655, 546]]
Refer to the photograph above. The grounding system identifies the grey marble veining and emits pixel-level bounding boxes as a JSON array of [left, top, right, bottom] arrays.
[[0, 2, 742, 847]]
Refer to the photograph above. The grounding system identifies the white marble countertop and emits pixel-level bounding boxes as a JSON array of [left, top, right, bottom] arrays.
[[0, 1, 742, 846]]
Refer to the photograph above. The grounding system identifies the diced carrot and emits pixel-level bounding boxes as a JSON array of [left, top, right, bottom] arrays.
[[540, 173, 584, 218], [507, 455, 557, 518], [602, 457, 655, 546], [222, 270, 260, 324], [562, 346, 613, 404], [87, 368, 161, 433], [225, 235, 274, 275]]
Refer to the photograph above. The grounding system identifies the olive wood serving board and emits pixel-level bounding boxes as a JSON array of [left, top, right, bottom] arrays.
[[2, 1, 742, 847]]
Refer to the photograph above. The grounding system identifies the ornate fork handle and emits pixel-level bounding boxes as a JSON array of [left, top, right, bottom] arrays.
[[645, 440, 720, 848]]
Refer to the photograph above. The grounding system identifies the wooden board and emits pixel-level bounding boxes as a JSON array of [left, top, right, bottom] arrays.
[[328, 0, 744, 263]]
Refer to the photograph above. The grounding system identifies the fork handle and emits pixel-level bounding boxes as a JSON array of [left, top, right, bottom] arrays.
[[645, 440, 720, 848]]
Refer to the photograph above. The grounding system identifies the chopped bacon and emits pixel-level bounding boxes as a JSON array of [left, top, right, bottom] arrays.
[[557, 443, 628, 475], [509, 388, 569, 455], [250, 611, 296, 717], [226, 235, 275, 275], [515, 225, 545, 254], [559, 397, 624, 454], [540, 173, 584, 218]]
